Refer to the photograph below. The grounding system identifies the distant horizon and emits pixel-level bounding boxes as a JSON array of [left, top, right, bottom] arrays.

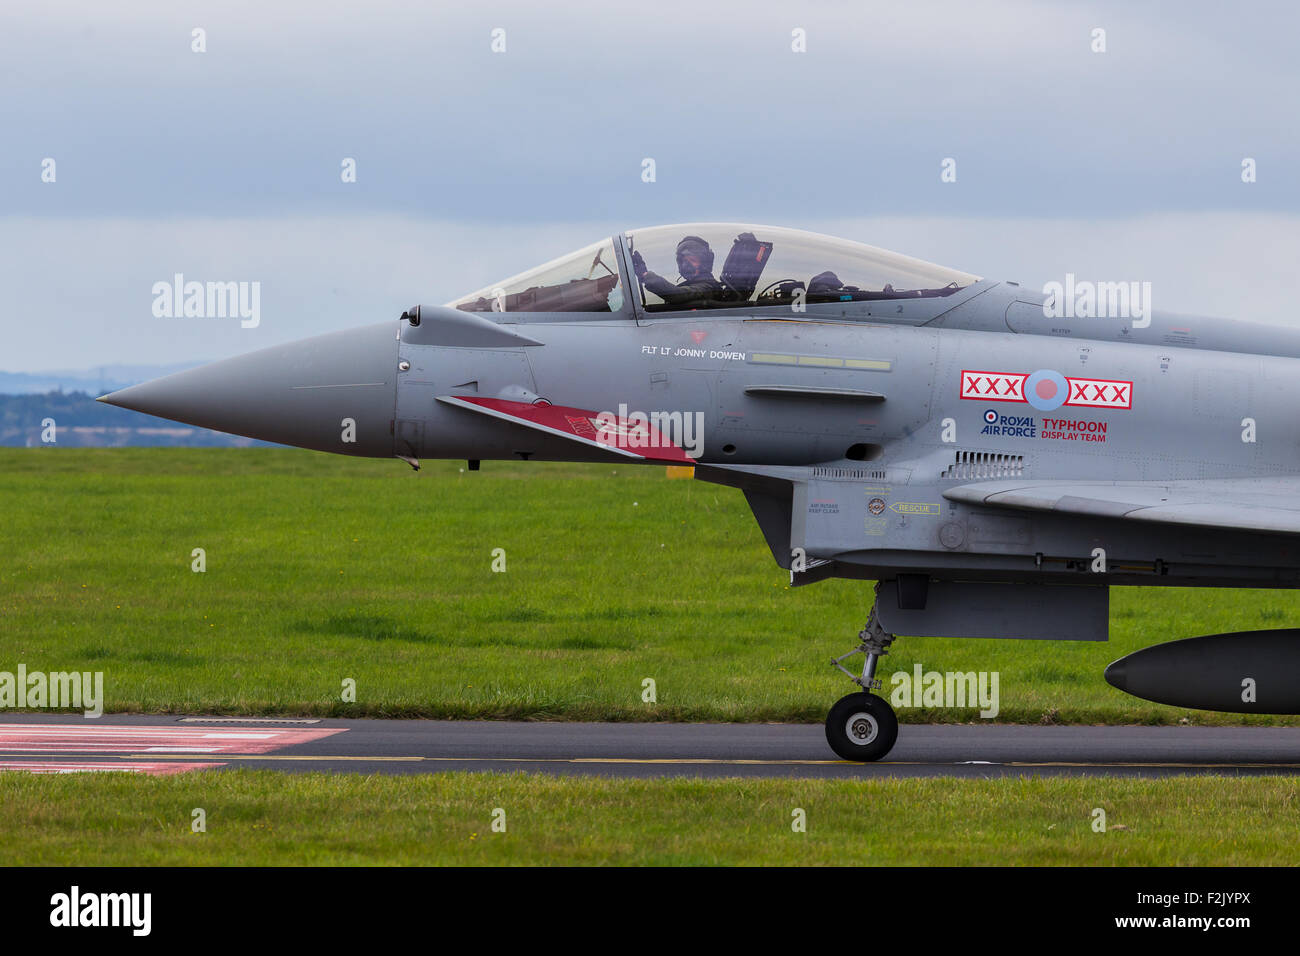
[[0, 361, 205, 397]]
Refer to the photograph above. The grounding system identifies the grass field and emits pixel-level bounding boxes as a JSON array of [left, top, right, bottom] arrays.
[[4, 769, 1297, 865], [2, 447, 1299, 725]]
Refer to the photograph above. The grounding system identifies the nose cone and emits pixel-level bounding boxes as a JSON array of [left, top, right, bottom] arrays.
[[99, 321, 398, 457], [1103, 658, 1127, 692]]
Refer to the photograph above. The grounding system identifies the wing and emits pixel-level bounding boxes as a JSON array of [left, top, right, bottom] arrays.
[[943, 477, 1300, 536], [436, 396, 695, 464]]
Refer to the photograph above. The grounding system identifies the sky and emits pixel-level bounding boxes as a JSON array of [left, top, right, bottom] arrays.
[[3, 0, 1300, 371]]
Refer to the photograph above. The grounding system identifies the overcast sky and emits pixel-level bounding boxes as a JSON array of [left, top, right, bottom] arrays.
[[3, 0, 1299, 370]]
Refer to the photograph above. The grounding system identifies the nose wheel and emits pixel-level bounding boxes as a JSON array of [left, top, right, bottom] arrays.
[[826, 692, 898, 761], [827, 586, 899, 761]]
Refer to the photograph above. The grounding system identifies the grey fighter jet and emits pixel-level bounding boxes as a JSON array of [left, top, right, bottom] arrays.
[[100, 223, 1300, 760]]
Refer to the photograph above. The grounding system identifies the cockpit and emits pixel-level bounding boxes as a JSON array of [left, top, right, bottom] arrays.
[[448, 223, 980, 316]]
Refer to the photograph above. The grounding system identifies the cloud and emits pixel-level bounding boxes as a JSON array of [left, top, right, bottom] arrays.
[[4, 0, 1298, 218]]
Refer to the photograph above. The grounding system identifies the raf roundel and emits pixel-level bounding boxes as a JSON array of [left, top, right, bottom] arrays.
[[983, 409, 998, 425], [1024, 368, 1069, 412]]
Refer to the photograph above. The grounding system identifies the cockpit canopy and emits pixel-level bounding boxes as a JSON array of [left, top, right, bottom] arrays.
[[448, 223, 979, 315], [451, 237, 625, 314], [628, 224, 979, 313]]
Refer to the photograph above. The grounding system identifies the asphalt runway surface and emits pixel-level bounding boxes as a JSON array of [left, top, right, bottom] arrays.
[[1, 714, 1300, 778]]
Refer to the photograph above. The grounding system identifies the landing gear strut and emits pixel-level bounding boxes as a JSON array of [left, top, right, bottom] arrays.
[[826, 589, 899, 761]]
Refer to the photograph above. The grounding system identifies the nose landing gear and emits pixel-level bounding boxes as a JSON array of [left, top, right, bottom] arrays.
[[826, 591, 899, 761]]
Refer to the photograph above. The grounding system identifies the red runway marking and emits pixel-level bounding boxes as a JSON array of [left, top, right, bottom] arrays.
[[0, 723, 345, 775], [0, 760, 225, 775]]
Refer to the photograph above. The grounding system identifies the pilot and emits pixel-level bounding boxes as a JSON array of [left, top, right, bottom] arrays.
[[808, 271, 844, 297], [632, 236, 725, 307]]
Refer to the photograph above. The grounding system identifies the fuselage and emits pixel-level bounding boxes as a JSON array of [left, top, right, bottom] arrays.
[[101, 225, 1300, 592]]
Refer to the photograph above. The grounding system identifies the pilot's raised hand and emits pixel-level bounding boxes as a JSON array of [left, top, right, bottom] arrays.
[[631, 250, 648, 279]]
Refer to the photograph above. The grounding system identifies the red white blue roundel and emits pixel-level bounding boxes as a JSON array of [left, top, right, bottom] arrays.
[[1024, 368, 1069, 412], [983, 409, 998, 424]]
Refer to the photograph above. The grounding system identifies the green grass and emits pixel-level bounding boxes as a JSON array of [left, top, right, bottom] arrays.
[[6, 769, 1299, 865], [2, 447, 1298, 725]]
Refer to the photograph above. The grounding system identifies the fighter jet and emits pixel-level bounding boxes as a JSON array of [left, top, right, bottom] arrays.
[[100, 223, 1300, 760]]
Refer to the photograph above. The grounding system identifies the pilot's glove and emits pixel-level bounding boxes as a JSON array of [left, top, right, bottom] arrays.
[[631, 250, 647, 279]]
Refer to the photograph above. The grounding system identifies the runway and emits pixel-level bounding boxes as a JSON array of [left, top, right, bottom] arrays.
[[0, 714, 1299, 778]]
